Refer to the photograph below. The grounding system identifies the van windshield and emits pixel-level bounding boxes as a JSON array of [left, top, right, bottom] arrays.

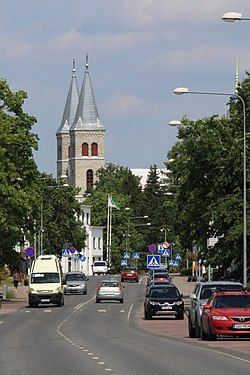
[[31, 273, 60, 283], [94, 262, 106, 267]]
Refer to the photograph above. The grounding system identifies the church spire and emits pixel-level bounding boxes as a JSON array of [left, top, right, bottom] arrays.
[[235, 55, 239, 93], [70, 55, 104, 131], [56, 59, 79, 134]]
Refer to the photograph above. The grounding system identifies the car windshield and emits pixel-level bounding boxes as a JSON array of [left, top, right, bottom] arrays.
[[200, 284, 243, 300], [150, 287, 179, 298], [215, 295, 250, 308], [66, 274, 85, 282], [31, 273, 60, 283], [101, 281, 119, 288]]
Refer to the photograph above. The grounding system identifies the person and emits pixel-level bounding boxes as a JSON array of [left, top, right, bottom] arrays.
[[13, 272, 19, 291]]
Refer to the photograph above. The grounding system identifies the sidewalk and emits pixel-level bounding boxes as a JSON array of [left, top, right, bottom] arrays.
[[0, 285, 28, 315]]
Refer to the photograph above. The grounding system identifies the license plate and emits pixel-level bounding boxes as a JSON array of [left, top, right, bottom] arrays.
[[233, 323, 250, 329], [105, 294, 114, 296], [41, 299, 50, 303], [161, 306, 172, 310]]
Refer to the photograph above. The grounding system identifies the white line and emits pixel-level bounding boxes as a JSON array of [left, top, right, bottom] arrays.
[[120, 309, 124, 313], [98, 309, 107, 313], [196, 345, 250, 364], [44, 309, 52, 312], [25, 311, 30, 313], [127, 303, 134, 324], [0, 321, 3, 325]]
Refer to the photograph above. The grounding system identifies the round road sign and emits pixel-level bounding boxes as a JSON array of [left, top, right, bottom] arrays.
[[148, 244, 156, 252]]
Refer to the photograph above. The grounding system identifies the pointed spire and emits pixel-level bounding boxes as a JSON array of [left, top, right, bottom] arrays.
[[56, 59, 79, 134], [235, 55, 239, 94], [70, 55, 104, 131]]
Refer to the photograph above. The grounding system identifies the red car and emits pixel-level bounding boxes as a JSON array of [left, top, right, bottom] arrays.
[[200, 290, 250, 340], [121, 267, 139, 282]]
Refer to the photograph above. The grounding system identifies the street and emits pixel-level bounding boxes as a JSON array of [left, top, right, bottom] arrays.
[[0, 276, 249, 375]]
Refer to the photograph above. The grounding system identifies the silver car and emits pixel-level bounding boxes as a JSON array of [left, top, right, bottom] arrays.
[[96, 279, 124, 303], [64, 272, 88, 295]]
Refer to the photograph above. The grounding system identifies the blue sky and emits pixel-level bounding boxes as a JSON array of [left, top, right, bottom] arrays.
[[1, 0, 250, 174]]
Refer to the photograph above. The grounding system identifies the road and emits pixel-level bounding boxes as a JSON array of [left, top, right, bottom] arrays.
[[0, 276, 249, 375]]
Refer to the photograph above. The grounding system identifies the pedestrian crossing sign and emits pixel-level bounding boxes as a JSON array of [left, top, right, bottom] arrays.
[[147, 255, 161, 269]]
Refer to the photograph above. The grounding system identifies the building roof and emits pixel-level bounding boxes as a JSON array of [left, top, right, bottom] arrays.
[[130, 168, 172, 188], [70, 55, 104, 131], [56, 59, 79, 134]]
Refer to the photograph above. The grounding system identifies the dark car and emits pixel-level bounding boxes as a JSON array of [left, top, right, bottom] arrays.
[[144, 285, 184, 320], [200, 290, 250, 340], [121, 267, 139, 282]]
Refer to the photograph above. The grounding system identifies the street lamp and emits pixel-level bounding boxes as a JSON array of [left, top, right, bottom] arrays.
[[222, 12, 250, 22], [174, 86, 247, 287]]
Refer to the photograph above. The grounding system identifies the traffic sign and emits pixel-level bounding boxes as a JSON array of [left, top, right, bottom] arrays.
[[61, 249, 71, 256], [148, 244, 156, 252], [69, 247, 77, 254], [79, 255, 86, 262], [175, 253, 182, 260], [25, 247, 35, 257], [123, 252, 130, 259], [147, 255, 161, 269], [133, 252, 140, 259], [163, 241, 170, 249], [162, 249, 170, 257], [121, 259, 127, 266]]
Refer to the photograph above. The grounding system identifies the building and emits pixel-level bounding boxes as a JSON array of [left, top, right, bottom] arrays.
[[57, 56, 105, 275], [130, 168, 173, 189]]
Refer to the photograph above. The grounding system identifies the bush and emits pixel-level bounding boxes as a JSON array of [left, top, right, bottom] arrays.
[[6, 290, 14, 300], [180, 267, 192, 276], [0, 265, 11, 284]]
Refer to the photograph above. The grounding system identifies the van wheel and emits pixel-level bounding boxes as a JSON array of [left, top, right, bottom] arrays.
[[188, 316, 196, 338]]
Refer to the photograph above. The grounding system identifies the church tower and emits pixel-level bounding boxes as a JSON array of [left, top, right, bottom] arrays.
[[69, 55, 105, 196], [56, 60, 79, 179]]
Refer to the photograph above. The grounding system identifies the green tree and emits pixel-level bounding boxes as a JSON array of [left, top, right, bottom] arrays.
[[0, 79, 39, 269], [166, 74, 250, 280]]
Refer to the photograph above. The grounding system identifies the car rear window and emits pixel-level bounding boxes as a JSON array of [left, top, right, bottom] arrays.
[[94, 261, 107, 267], [124, 268, 137, 272], [200, 284, 243, 299], [215, 295, 250, 308], [150, 287, 179, 298], [101, 281, 119, 288]]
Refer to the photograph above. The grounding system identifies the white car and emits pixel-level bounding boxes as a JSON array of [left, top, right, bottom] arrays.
[[96, 280, 124, 303]]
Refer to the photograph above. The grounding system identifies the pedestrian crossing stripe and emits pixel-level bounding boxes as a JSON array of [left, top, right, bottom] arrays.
[[147, 255, 161, 268]]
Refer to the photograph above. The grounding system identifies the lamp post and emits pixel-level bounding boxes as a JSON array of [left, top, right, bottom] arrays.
[[222, 12, 250, 22], [174, 87, 247, 287]]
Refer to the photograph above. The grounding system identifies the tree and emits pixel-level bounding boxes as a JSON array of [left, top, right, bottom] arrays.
[[0, 79, 39, 269], [166, 74, 250, 280]]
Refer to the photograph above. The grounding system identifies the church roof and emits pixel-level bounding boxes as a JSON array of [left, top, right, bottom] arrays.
[[70, 55, 104, 131], [56, 60, 79, 134]]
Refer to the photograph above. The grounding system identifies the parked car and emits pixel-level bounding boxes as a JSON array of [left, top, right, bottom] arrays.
[[188, 281, 244, 338], [200, 290, 250, 340], [96, 279, 124, 303], [144, 284, 184, 320], [121, 267, 139, 282], [92, 261, 109, 275], [146, 271, 171, 287], [64, 271, 88, 295]]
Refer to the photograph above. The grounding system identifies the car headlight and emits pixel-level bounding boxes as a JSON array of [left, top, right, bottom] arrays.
[[149, 301, 158, 305], [174, 301, 183, 305], [29, 288, 37, 294], [212, 315, 228, 321]]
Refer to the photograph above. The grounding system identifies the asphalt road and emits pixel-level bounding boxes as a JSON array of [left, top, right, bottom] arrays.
[[0, 276, 249, 375]]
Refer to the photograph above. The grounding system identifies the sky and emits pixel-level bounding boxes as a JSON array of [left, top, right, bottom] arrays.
[[1, 0, 250, 175]]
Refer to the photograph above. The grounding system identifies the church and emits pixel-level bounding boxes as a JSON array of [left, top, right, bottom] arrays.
[[56, 56, 105, 275]]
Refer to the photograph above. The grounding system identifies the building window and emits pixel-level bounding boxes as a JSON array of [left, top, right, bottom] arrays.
[[82, 143, 89, 156], [86, 213, 89, 225], [98, 238, 101, 249], [91, 142, 98, 156], [86, 169, 94, 190], [68, 145, 71, 158], [93, 238, 96, 249]]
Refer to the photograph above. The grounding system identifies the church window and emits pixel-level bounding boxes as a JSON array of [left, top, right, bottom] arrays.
[[86, 169, 94, 190], [82, 143, 89, 156], [68, 145, 71, 158], [91, 142, 98, 156]]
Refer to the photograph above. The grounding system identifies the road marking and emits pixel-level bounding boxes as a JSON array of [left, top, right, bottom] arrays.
[[87, 352, 94, 356], [196, 345, 250, 364], [98, 309, 106, 313], [127, 303, 134, 324], [120, 309, 124, 313], [92, 357, 99, 360], [105, 369, 112, 372], [98, 362, 105, 365], [0, 321, 3, 325], [44, 309, 52, 313], [25, 310, 30, 313]]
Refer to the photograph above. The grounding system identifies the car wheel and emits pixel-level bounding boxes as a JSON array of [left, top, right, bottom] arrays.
[[136, 279, 139, 283], [176, 313, 184, 320], [84, 290, 87, 295], [119, 299, 124, 303], [195, 319, 201, 338], [207, 325, 217, 341], [121, 278, 124, 282], [201, 324, 209, 340], [188, 316, 196, 338], [96, 298, 100, 303], [144, 310, 152, 320]]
